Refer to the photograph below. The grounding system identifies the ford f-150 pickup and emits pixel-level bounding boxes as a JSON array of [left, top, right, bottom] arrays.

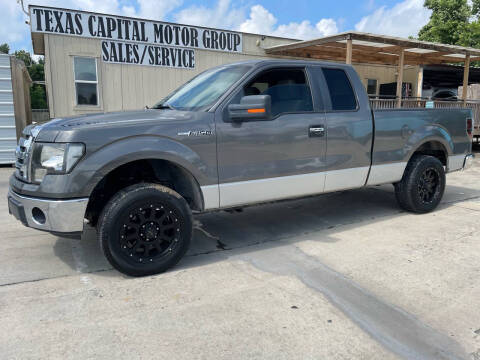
[[8, 59, 474, 276]]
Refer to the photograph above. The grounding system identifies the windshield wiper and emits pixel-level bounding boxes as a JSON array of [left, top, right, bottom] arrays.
[[154, 103, 175, 110]]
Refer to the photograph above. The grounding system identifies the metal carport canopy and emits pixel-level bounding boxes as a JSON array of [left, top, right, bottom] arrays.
[[265, 31, 480, 105], [264, 31, 480, 66]]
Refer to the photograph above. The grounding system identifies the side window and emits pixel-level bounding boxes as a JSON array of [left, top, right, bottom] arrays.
[[242, 68, 314, 117], [322, 68, 357, 111], [74, 57, 98, 106]]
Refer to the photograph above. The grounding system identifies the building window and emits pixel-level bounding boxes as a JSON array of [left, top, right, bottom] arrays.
[[367, 79, 378, 96], [74, 57, 98, 106]]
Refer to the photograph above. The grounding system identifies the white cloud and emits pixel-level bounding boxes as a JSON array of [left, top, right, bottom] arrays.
[[272, 18, 338, 39], [176, 2, 339, 40], [239, 5, 337, 39], [238, 5, 276, 35], [135, 0, 183, 20], [0, 0, 26, 44], [174, 0, 244, 29], [355, 0, 431, 38]]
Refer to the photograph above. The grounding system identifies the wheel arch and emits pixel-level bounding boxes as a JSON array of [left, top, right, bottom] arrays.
[[405, 125, 453, 167], [81, 136, 213, 225], [85, 157, 205, 226], [407, 139, 450, 166]]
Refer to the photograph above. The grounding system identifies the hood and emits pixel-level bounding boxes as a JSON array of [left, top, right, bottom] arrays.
[[34, 109, 193, 142]]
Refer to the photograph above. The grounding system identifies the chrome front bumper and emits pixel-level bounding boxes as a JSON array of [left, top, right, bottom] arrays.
[[7, 190, 88, 233]]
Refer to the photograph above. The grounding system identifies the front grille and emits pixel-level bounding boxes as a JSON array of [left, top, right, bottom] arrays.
[[15, 132, 34, 182]]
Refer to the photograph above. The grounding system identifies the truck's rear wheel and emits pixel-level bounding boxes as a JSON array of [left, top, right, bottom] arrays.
[[394, 155, 445, 213], [97, 183, 192, 276]]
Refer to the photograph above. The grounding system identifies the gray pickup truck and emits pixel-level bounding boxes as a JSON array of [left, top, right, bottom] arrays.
[[8, 59, 474, 276]]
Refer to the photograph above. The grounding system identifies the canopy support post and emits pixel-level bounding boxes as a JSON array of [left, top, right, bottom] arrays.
[[462, 54, 471, 103], [396, 49, 405, 108], [346, 38, 352, 65]]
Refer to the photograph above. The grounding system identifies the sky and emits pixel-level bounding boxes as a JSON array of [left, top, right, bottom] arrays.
[[1, 0, 432, 55]]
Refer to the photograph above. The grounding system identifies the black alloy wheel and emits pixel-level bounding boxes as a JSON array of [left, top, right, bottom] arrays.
[[417, 168, 440, 204], [394, 155, 446, 213], [119, 202, 181, 263], [98, 183, 192, 276]]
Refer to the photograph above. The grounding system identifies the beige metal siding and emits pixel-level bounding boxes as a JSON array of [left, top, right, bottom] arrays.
[[355, 63, 420, 97], [44, 33, 293, 117]]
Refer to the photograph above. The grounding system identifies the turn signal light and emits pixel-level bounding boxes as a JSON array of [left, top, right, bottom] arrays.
[[247, 108, 265, 113]]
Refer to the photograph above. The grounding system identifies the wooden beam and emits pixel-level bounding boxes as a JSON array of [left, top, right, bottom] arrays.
[[346, 38, 353, 64], [296, 46, 402, 64], [396, 49, 405, 108], [416, 66, 423, 98], [315, 42, 404, 55], [265, 33, 350, 54], [462, 54, 471, 101]]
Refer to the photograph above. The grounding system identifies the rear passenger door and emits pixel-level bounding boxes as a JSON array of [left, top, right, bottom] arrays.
[[215, 65, 327, 208], [310, 65, 374, 192]]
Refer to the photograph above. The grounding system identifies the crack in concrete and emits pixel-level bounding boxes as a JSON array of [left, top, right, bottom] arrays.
[[0, 268, 112, 288]]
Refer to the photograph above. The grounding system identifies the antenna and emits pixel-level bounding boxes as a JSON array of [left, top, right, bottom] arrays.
[[17, 0, 29, 16]]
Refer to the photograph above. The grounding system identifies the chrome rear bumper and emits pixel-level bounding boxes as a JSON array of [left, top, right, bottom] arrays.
[[8, 190, 88, 233], [463, 154, 475, 170]]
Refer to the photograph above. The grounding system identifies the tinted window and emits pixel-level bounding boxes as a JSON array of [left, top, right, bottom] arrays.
[[242, 68, 313, 117], [322, 68, 357, 111]]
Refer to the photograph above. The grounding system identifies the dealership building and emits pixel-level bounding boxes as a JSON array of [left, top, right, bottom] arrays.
[[29, 5, 428, 119]]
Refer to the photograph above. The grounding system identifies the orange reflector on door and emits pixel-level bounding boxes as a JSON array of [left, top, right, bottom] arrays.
[[247, 108, 266, 113]]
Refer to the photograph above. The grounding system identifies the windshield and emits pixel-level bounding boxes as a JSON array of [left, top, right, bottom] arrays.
[[153, 64, 252, 111]]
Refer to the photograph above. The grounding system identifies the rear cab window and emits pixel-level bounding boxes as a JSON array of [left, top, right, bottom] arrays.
[[322, 68, 357, 111]]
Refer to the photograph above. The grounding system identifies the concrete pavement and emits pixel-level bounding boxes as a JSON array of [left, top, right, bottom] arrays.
[[0, 153, 479, 359]]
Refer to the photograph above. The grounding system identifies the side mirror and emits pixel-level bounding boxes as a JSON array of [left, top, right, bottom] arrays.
[[228, 95, 272, 122]]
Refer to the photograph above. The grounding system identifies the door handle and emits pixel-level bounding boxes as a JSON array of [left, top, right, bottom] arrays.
[[309, 125, 325, 137]]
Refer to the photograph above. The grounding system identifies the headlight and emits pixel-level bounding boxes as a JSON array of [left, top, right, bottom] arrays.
[[31, 143, 85, 183]]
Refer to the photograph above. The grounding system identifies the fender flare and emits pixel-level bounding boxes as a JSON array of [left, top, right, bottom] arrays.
[[404, 125, 453, 164], [77, 135, 210, 201]]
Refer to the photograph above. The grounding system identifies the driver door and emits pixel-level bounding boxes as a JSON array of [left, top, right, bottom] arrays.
[[215, 65, 327, 208]]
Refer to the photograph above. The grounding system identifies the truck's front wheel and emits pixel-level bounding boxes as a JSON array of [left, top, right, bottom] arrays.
[[97, 183, 193, 276], [394, 155, 446, 213]]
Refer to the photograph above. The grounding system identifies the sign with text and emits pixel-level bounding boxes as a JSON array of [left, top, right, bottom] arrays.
[[102, 40, 196, 68], [30, 6, 243, 57]]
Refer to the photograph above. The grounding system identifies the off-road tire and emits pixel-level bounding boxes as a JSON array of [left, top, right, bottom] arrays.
[[394, 155, 446, 213], [97, 183, 192, 276]]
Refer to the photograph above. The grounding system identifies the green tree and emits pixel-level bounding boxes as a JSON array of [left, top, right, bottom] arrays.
[[30, 84, 47, 109], [418, 0, 480, 47], [0, 43, 9, 54], [12, 48, 47, 109], [14, 50, 33, 66], [28, 62, 44, 82]]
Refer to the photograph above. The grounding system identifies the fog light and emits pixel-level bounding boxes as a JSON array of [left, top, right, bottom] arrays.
[[32, 207, 46, 225]]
